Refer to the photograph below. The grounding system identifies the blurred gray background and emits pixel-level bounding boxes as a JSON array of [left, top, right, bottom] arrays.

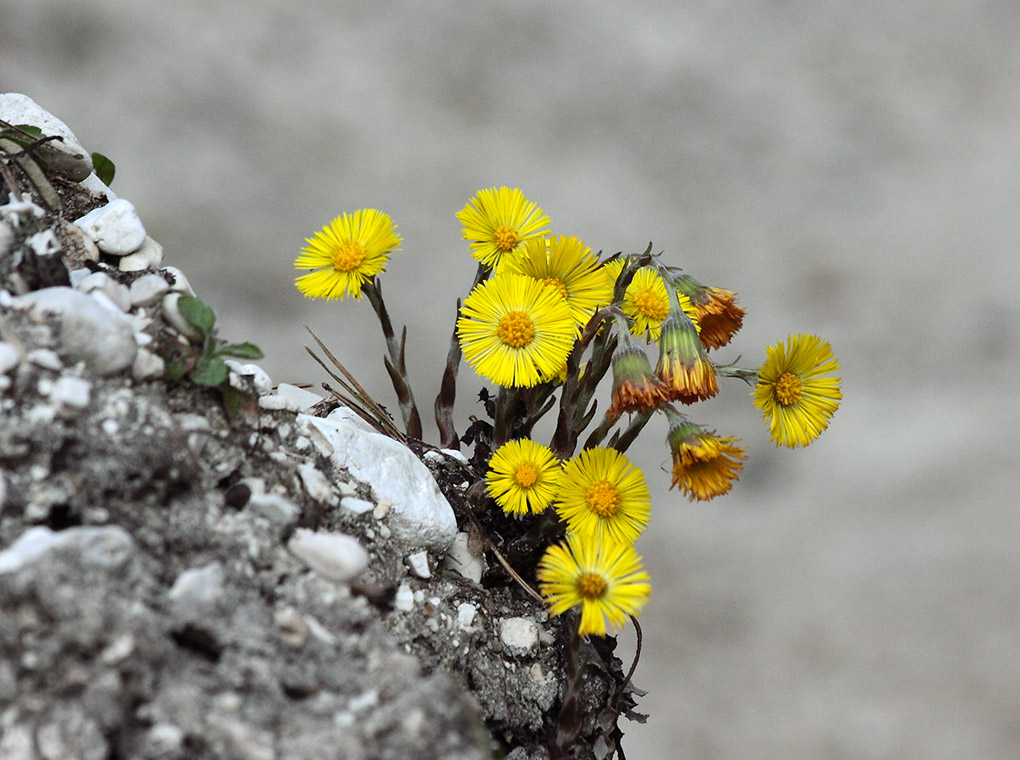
[[3, 1, 1019, 757]]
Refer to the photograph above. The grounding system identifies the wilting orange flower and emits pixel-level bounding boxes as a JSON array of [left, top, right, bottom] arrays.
[[666, 419, 746, 501], [656, 312, 718, 404], [607, 344, 670, 422], [671, 274, 744, 350]]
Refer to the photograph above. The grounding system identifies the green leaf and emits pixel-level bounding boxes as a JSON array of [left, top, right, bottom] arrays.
[[189, 355, 229, 387], [163, 360, 188, 382], [217, 342, 264, 360], [91, 151, 116, 186], [221, 385, 259, 422], [13, 124, 44, 138], [177, 295, 216, 336]]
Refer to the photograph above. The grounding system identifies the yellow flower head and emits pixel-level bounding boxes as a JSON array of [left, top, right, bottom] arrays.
[[667, 421, 746, 501], [503, 235, 614, 332], [457, 273, 575, 388], [537, 532, 651, 637], [555, 446, 651, 546], [486, 438, 561, 517], [606, 260, 698, 342], [672, 274, 744, 350], [456, 187, 550, 269], [754, 333, 842, 448], [294, 209, 401, 300]]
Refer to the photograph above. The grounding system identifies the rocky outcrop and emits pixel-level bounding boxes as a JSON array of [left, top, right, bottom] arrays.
[[0, 95, 639, 759]]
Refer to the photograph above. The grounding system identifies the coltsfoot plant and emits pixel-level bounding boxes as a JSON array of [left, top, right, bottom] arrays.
[[294, 188, 842, 756]]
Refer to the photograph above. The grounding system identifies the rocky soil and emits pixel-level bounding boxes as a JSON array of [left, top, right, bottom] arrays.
[[0, 94, 642, 760]]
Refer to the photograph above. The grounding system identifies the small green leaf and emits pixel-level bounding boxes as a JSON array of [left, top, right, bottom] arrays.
[[177, 295, 216, 336], [189, 355, 229, 387], [164, 360, 188, 382], [91, 151, 116, 186], [13, 124, 44, 138], [217, 342, 264, 360], [222, 385, 259, 421]]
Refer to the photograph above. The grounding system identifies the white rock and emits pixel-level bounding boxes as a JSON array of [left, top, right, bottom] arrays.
[[160, 292, 203, 341], [442, 532, 484, 584], [248, 492, 299, 526], [0, 342, 18, 375], [340, 497, 375, 515], [324, 405, 380, 434], [0, 525, 133, 574], [287, 528, 368, 582], [259, 383, 321, 412], [224, 361, 273, 395], [0, 93, 92, 181], [73, 199, 147, 256], [499, 617, 539, 651], [89, 284, 130, 314], [298, 462, 333, 503], [128, 273, 170, 306], [76, 271, 113, 294], [299, 414, 458, 552], [160, 266, 194, 295], [405, 551, 431, 579], [76, 273, 130, 312], [79, 172, 117, 201], [168, 563, 225, 612], [0, 221, 13, 258], [49, 376, 91, 411], [132, 348, 165, 381], [119, 236, 163, 272], [13, 287, 137, 375], [26, 229, 61, 256], [394, 584, 415, 612], [26, 348, 62, 371], [457, 603, 477, 631]]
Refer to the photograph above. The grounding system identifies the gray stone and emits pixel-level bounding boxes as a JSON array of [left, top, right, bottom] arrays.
[[128, 273, 170, 306], [14, 287, 137, 375], [287, 528, 368, 582]]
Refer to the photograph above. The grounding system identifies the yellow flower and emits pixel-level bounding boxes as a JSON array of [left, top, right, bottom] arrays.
[[486, 438, 561, 517], [294, 209, 401, 300], [605, 260, 697, 342], [456, 187, 550, 269], [457, 273, 575, 388], [503, 235, 614, 331], [555, 447, 651, 546], [754, 333, 842, 448], [537, 532, 651, 637], [667, 421, 746, 501]]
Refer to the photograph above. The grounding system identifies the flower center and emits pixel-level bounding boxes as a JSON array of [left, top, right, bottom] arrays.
[[513, 464, 539, 489], [632, 287, 669, 322], [585, 479, 620, 518], [497, 310, 536, 349], [576, 572, 608, 599], [541, 277, 569, 301], [331, 241, 366, 272], [493, 225, 520, 253], [775, 371, 803, 406]]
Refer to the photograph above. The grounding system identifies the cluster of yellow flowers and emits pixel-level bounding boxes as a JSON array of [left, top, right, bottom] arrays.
[[294, 187, 842, 639]]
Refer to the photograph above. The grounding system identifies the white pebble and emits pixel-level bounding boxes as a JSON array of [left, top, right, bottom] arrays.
[[457, 603, 477, 631], [49, 376, 91, 410], [131, 348, 165, 381], [405, 551, 431, 579], [168, 563, 225, 610], [394, 584, 415, 612], [27, 229, 61, 256], [248, 492, 300, 526], [128, 273, 170, 306], [259, 383, 321, 412], [160, 266, 194, 295], [287, 529, 368, 582], [442, 532, 484, 584], [73, 199, 147, 256], [224, 361, 272, 395], [341, 497, 374, 515], [119, 236, 164, 272], [298, 462, 334, 503], [26, 348, 62, 371], [0, 342, 19, 374], [499, 617, 539, 651]]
